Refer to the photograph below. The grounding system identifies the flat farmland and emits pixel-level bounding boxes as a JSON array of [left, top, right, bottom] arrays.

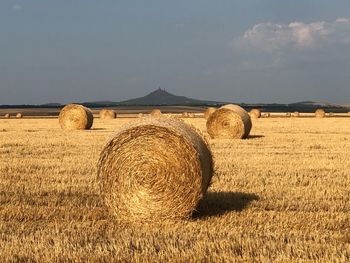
[[0, 116, 350, 262]]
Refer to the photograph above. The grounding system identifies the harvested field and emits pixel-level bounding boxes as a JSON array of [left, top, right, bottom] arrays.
[[0, 117, 350, 262]]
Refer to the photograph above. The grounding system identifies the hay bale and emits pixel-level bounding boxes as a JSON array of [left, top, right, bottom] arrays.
[[4, 114, 10, 118], [347, 112, 350, 117], [286, 112, 291, 117], [250, 109, 261, 118], [315, 109, 326, 118], [292, 112, 300, 117], [182, 112, 189, 118], [150, 109, 162, 116], [264, 112, 270, 118], [206, 104, 252, 139], [100, 109, 116, 119], [328, 112, 334, 117], [97, 116, 213, 222], [189, 113, 195, 118], [16, 113, 22, 119], [58, 104, 93, 130], [204, 107, 216, 120]]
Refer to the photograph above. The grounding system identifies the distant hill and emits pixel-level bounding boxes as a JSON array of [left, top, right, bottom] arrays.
[[1, 89, 350, 113], [118, 88, 220, 106]]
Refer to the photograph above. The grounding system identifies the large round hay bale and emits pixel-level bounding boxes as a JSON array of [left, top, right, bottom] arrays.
[[150, 109, 162, 116], [204, 107, 216, 120], [315, 109, 325, 118], [58, 104, 93, 130], [16, 113, 22, 119], [100, 109, 117, 119], [206, 104, 252, 139], [97, 117, 213, 222], [264, 112, 270, 118], [250, 109, 261, 118], [286, 112, 291, 117], [4, 114, 10, 118], [292, 112, 300, 117]]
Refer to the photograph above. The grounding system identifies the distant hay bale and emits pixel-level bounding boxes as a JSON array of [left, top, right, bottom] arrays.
[[99, 109, 117, 119], [206, 104, 252, 139], [315, 109, 326, 118], [182, 112, 189, 118], [204, 107, 216, 120], [16, 113, 22, 119], [97, 116, 213, 222], [292, 112, 300, 117], [250, 109, 261, 119], [348, 112, 350, 117], [328, 112, 334, 117], [286, 112, 291, 117], [264, 112, 270, 118], [150, 109, 162, 116], [4, 114, 10, 118], [189, 113, 195, 118], [58, 104, 93, 130]]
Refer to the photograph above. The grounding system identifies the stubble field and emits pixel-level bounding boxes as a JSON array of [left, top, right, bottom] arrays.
[[0, 116, 350, 262]]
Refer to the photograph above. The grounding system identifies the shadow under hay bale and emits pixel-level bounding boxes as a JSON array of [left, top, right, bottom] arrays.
[[97, 116, 213, 222], [194, 191, 259, 218], [248, 135, 265, 139]]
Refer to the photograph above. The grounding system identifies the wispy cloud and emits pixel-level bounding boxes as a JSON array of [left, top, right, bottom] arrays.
[[234, 18, 350, 53]]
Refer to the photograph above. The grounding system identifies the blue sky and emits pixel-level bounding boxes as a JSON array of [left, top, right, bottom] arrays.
[[1, 1, 350, 104]]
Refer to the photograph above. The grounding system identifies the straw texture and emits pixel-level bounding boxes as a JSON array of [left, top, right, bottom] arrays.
[[206, 104, 252, 139], [100, 109, 117, 119], [204, 107, 216, 120], [150, 109, 162, 116], [315, 109, 326, 118], [250, 109, 261, 118], [58, 104, 93, 130], [97, 116, 213, 222]]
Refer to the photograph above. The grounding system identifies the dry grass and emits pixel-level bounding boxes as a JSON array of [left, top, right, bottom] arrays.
[[0, 117, 350, 262]]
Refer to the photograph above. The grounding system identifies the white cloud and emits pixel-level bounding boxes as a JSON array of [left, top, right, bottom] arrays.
[[234, 18, 350, 53]]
